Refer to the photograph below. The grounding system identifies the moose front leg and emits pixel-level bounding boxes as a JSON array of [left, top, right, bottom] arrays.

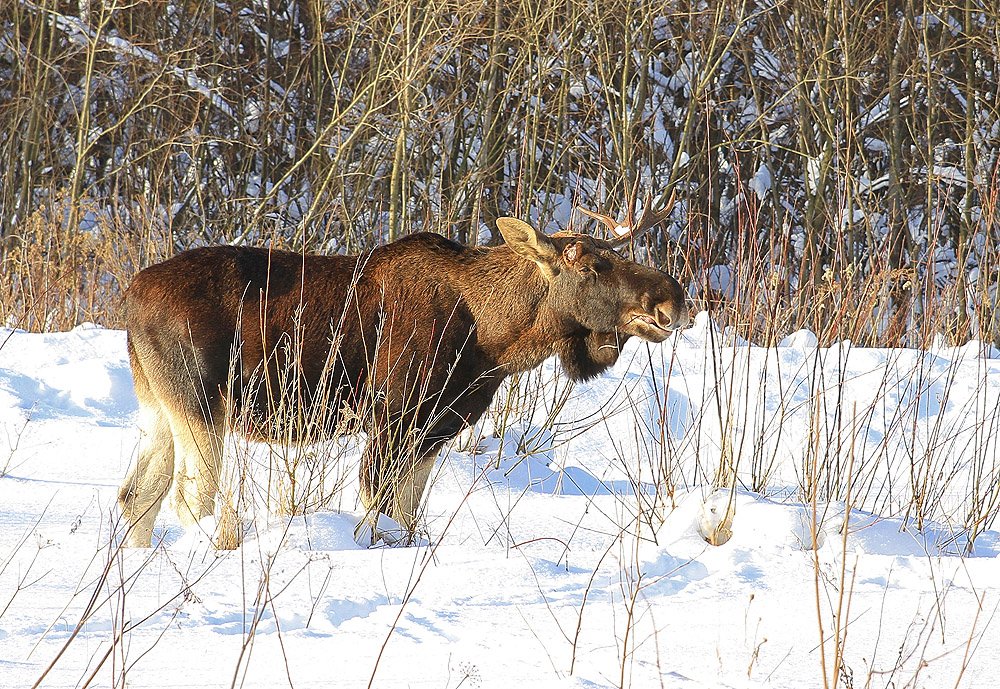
[[359, 421, 444, 542], [393, 446, 439, 531]]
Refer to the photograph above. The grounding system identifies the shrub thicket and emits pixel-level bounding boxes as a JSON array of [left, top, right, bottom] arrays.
[[2, 0, 998, 344]]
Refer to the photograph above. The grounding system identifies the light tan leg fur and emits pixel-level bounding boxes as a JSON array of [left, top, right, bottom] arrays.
[[165, 408, 224, 529], [393, 450, 437, 532], [118, 403, 175, 548]]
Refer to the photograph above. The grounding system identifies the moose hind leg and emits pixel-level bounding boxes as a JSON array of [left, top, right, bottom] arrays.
[[165, 406, 225, 528], [119, 403, 175, 548]]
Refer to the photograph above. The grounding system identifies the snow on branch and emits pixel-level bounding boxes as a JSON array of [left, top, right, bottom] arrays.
[[18, 0, 235, 121]]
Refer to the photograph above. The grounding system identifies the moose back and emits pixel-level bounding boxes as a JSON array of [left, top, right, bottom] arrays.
[[118, 212, 688, 547]]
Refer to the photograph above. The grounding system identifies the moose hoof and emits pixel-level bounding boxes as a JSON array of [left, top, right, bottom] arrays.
[[354, 513, 426, 548], [122, 530, 155, 549]]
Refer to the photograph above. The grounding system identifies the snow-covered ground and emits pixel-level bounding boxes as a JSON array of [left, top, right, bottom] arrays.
[[1, 319, 998, 688]]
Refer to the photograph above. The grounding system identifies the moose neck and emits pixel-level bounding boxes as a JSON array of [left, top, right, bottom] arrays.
[[452, 244, 573, 376]]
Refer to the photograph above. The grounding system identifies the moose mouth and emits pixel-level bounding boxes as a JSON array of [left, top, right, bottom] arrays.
[[626, 313, 673, 341]]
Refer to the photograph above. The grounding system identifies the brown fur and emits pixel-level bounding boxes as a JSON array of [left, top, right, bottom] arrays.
[[118, 219, 688, 546]]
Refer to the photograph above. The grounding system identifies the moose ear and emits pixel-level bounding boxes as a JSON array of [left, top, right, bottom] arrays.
[[563, 241, 586, 265], [496, 217, 560, 278]]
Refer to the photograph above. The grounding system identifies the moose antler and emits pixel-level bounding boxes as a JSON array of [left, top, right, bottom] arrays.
[[578, 179, 676, 246]]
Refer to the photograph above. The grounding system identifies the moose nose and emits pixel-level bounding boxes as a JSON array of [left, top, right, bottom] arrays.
[[658, 302, 690, 331]]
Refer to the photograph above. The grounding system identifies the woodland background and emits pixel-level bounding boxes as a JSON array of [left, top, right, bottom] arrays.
[[2, 0, 999, 347]]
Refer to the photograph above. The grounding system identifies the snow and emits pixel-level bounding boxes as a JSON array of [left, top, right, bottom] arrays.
[[2, 323, 999, 688], [748, 161, 771, 200]]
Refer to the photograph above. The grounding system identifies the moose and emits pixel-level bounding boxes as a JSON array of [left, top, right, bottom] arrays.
[[118, 190, 689, 547]]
